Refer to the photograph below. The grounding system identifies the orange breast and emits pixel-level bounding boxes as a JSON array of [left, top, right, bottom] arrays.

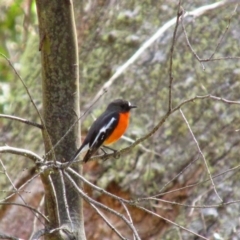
[[104, 112, 130, 145]]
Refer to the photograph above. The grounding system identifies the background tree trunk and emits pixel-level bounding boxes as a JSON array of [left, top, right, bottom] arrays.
[[36, 0, 85, 239]]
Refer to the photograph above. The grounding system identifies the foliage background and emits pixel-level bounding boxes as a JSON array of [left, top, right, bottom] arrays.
[[0, 0, 240, 239]]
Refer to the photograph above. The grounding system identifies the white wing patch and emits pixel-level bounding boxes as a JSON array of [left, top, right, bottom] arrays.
[[79, 143, 90, 153], [72, 143, 90, 162], [91, 117, 116, 147]]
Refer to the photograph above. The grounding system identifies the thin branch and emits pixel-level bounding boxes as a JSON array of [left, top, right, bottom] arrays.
[[180, 109, 222, 202], [0, 202, 48, 222], [0, 114, 43, 129], [168, 0, 182, 112], [0, 146, 44, 163]]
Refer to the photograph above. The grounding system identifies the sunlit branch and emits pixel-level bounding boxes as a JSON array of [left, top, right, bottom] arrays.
[[0, 146, 43, 163]]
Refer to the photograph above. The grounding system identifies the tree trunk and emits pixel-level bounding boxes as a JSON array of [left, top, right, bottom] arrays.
[[36, 0, 85, 239]]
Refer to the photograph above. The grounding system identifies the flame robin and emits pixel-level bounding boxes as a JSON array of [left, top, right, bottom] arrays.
[[71, 99, 136, 163]]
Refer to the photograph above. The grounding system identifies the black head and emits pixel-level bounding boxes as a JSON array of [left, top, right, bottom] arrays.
[[106, 99, 137, 113]]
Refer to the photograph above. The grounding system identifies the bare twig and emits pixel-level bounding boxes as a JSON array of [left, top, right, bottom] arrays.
[[0, 114, 43, 129], [179, 109, 222, 202]]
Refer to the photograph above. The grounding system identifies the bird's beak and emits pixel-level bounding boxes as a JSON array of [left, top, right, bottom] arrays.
[[130, 104, 137, 109]]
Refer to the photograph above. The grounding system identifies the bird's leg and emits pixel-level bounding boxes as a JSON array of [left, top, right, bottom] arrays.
[[100, 147, 108, 155], [102, 145, 120, 159], [102, 145, 117, 153]]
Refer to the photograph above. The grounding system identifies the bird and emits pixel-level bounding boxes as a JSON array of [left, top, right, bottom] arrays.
[[71, 99, 137, 163]]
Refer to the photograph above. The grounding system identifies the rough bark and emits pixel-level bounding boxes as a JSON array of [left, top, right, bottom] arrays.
[[36, 0, 85, 239]]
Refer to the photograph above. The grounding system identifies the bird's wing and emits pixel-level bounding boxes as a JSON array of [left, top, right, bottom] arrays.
[[82, 111, 119, 162], [71, 111, 119, 163]]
